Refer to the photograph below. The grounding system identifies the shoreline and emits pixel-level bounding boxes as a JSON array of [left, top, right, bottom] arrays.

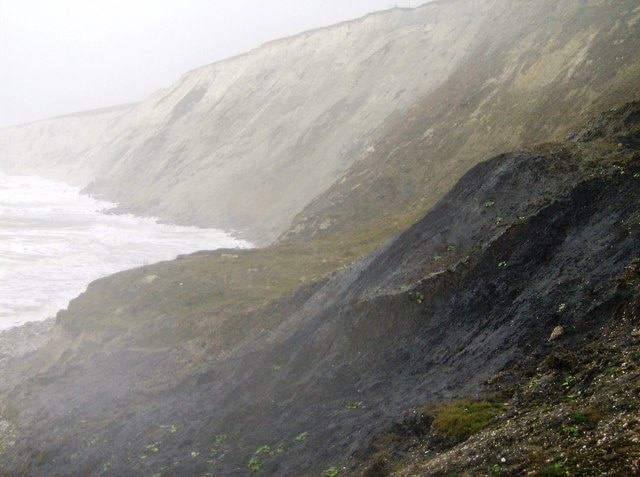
[[0, 318, 55, 392]]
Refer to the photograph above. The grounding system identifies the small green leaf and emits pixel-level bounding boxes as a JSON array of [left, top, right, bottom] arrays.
[[248, 457, 262, 471], [324, 466, 339, 477]]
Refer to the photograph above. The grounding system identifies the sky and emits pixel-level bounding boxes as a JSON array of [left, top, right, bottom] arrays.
[[0, 0, 431, 128]]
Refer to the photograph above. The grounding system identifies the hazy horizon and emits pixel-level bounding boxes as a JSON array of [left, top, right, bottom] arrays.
[[0, 0, 431, 128]]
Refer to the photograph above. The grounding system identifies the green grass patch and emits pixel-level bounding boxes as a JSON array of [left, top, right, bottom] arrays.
[[247, 456, 262, 471], [324, 466, 339, 477], [540, 460, 566, 476], [430, 398, 504, 443]]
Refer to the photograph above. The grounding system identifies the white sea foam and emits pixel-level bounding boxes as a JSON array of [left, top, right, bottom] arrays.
[[0, 172, 251, 330]]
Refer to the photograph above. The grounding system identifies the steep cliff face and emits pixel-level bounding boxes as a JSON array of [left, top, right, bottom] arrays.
[[0, 1, 495, 242], [2, 0, 639, 244], [1, 102, 639, 477], [0, 104, 133, 184], [284, 0, 640, 243]]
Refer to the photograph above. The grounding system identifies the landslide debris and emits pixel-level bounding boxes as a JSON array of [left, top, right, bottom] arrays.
[[2, 102, 640, 476]]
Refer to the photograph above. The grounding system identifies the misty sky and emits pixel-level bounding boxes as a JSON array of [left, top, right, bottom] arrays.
[[0, 0, 431, 128]]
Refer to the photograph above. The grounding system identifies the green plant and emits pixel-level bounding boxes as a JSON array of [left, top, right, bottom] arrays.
[[491, 462, 501, 473], [518, 215, 526, 224], [557, 303, 567, 313], [433, 255, 443, 262], [613, 165, 626, 175], [345, 400, 363, 409], [210, 433, 228, 456], [495, 216, 503, 225], [294, 432, 308, 442], [484, 200, 496, 208], [528, 378, 538, 389], [160, 424, 178, 434], [571, 410, 588, 423], [431, 399, 503, 443], [248, 457, 262, 471], [324, 466, 339, 477], [541, 460, 566, 475], [562, 375, 575, 388], [145, 442, 160, 453], [412, 291, 425, 304], [570, 408, 601, 429], [498, 261, 507, 268], [561, 424, 579, 436], [269, 444, 285, 457]]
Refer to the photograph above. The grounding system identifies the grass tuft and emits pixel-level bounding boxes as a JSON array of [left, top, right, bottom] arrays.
[[431, 399, 504, 443]]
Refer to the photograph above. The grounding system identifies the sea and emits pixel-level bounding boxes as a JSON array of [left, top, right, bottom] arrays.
[[0, 172, 251, 330]]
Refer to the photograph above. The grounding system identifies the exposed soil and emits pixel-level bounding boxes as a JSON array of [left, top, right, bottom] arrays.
[[0, 103, 639, 476]]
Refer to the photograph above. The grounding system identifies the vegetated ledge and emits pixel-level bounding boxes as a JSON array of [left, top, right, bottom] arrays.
[[0, 103, 639, 476]]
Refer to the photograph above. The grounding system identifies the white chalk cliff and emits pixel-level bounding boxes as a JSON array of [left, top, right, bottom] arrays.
[[1, 0, 639, 244]]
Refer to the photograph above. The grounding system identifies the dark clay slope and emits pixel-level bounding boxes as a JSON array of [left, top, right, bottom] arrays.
[[1, 103, 639, 476]]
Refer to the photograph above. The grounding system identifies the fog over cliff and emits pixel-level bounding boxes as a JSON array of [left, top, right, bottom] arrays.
[[1, 0, 431, 128], [2, 0, 638, 246], [1, 2, 483, 243], [1, 1, 640, 476]]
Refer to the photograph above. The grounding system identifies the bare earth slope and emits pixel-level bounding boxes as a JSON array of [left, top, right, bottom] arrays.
[[1, 0, 639, 244], [1, 102, 639, 476]]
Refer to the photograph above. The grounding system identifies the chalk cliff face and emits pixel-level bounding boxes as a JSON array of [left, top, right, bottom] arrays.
[[0, 1, 493, 241], [1, 1, 640, 476], [2, 0, 639, 244], [0, 105, 133, 184], [284, 0, 640, 242]]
